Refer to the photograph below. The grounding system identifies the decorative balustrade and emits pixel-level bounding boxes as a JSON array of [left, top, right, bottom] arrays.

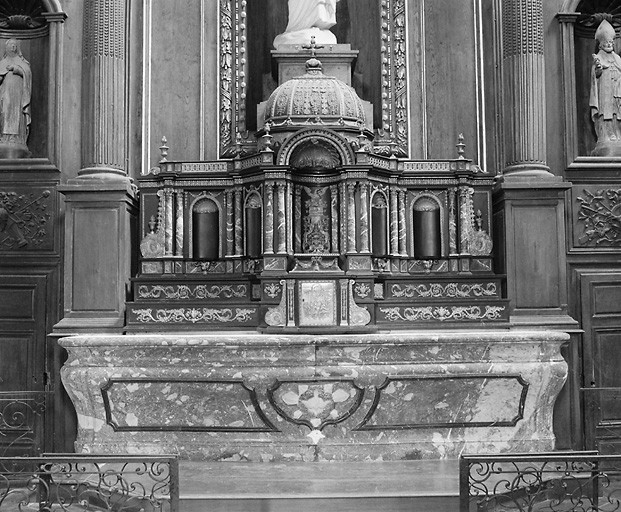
[[460, 452, 621, 512], [0, 454, 178, 511]]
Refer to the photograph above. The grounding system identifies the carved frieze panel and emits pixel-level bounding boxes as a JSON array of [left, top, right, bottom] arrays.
[[218, 0, 409, 157], [573, 186, 621, 248], [127, 306, 258, 326], [377, 304, 507, 323], [0, 187, 54, 251]]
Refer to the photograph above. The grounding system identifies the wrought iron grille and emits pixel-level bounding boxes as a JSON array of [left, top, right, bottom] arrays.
[[0, 454, 179, 511], [0, 391, 47, 457], [460, 453, 621, 512]]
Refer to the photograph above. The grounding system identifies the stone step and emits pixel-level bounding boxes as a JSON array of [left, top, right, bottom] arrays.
[[179, 460, 459, 512]]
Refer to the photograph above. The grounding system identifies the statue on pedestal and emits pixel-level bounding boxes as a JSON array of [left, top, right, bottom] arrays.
[[590, 20, 621, 156], [273, 0, 340, 50]]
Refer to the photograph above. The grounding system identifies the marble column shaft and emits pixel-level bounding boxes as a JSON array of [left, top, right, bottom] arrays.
[[234, 188, 243, 256], [390, 188, 399, 255], [164, 189, 173, 256], [175, 192, 184, 257], [398, 189, 407, 256], [294, 186, 302, 253], [80, 0, 127, 177], [359, 183, 370, 253], [276, 182, 287, 254], [330, 185, 339, 253], [502, 0, 549, 174], [264, 183, 274, 254], [448, 188, 457, 255], [347, 183, 357, 253], [226, 191, 234, 256]]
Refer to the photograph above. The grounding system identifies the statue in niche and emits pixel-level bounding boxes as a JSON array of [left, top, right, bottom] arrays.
[[590, 19, 621, 156], [273, 0, 340, 49]]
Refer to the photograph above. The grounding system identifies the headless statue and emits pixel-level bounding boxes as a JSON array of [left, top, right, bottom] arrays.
[[273, 0, 340, 49]]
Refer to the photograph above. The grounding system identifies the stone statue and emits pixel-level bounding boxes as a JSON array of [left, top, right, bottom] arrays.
[[273, 0, 340, 50], [590, 20, 621, 156]]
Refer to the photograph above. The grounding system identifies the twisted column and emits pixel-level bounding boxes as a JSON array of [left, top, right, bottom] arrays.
[[502, 0, 551, 175], [80, 0, 127, 178]]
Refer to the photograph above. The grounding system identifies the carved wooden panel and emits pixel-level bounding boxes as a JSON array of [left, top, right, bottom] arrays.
[[0, 274, 47, 456], [0, 185, 56, 253], [579, 271, 621, 453], [571, 185, 621, 249]]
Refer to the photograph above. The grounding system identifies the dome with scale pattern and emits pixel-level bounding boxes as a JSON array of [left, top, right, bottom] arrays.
[[263, 57, 366, 131]]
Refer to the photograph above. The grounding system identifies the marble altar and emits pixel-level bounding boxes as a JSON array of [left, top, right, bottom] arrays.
[[60, 330, 568, 461]]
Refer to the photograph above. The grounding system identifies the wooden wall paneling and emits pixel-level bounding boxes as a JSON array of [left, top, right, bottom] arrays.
[[424, 0, 479, 160], [578, 271, 621, 453], [149, 0, 202, 163]]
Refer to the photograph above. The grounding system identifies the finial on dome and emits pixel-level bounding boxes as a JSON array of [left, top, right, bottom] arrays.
[[302, 36, 324, 73]]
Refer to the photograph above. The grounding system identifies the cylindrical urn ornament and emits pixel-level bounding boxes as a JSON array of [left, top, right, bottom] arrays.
[[412, 197, 441, 260], [193, 199, 220, 260]]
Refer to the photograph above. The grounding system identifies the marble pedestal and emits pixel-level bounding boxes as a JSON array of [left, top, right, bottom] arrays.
[[59, 331, 568, 461]]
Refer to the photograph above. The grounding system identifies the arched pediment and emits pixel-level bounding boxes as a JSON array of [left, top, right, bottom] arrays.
[[276, 129, 356, 168]]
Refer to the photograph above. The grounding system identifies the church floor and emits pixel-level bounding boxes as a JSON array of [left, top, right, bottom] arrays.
[[179, 459, 460, 512]]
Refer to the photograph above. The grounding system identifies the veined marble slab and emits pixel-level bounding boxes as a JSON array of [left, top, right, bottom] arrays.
[[59, 330, 568, 461]]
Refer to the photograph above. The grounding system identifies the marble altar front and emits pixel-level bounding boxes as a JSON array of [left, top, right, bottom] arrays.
[[60, 330, 568, 461]]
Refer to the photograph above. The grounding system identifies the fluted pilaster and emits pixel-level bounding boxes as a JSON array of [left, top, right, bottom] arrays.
[[80, 0, 127, 178], [502, 0, 551, 176]]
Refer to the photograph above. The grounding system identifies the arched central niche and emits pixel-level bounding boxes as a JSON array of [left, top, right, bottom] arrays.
[[289, 137, 342, 173], [246, 0, 382, 132]]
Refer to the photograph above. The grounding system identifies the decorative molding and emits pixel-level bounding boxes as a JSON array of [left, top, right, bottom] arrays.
[[374, 0, 409, 157], [181, 162, 228, 173], [390, 282, 498, 299], [136, 284, 248, 300], [276, 128, 355, 167], [348, 280, 371, 326], [130, 307, 256, 324], [265, 280, 287, 327], [379, 305, 506, 322]]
